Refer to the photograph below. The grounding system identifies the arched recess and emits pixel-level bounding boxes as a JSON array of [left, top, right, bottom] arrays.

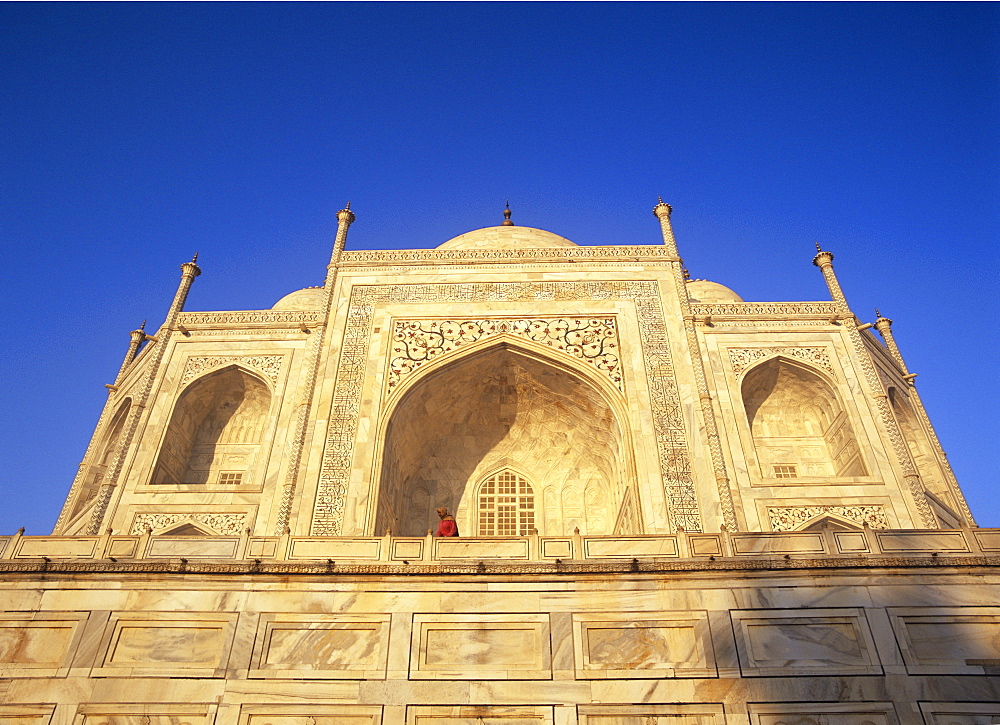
[[151, 366, 271, 485], [741, 356, 867, 479], [70, 398, 132, 520], [374, 340, 638, 536], [888, 387, 955, 520]]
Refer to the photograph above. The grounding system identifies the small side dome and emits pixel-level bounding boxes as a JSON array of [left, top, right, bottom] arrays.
[[686, 279, 743, 303], [438, 226, 578, 250], [273, 287, 324, 310]]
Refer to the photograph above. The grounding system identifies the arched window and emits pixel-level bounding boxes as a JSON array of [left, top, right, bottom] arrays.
[[742, 358, 867, 479], [477, 470, 535, 536]]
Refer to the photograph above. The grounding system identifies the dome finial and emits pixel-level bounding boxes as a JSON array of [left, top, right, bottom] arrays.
[[502, 200, 514, 226]]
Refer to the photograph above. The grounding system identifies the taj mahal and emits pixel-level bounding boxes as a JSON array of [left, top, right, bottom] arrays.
[[0, 200, 997, 724]]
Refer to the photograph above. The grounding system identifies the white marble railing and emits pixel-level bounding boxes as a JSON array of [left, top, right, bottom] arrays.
[[0, 527, 997, 564]]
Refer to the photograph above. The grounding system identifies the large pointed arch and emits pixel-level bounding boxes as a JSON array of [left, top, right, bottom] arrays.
[[741, 355, 867, 479], [373, 338, 639, 536], [151, 365, 272, 486]]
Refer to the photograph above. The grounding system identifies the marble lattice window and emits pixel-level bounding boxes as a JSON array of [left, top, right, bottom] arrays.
[[772, 464, 798, 479], [478, 470, 535, 536]]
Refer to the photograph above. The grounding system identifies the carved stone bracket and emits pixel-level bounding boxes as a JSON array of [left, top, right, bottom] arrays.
[[388, 317, 623, 393], [728, 347, 834, 376], [181, 355, 283, 386], [130, 512, 248, 535], [768, 505, 889, 532], [312, 281, 700, 536]]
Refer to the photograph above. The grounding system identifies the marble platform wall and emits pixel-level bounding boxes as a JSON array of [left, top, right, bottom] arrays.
[[1, 560, 999, 724]]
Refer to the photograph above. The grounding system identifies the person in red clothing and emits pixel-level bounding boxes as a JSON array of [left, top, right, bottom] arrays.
[[435, 507, 459, 537]]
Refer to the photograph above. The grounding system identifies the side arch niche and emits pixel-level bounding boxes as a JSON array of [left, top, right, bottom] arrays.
[[69, 398, 132, 522], [741, 356, 867, 480], [151, 366, 271, 486], [374, 342, 638, 537], [888, 387, 956, 521]]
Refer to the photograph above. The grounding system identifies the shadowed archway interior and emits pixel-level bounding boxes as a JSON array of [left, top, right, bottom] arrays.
[[742, 357, 867, 479], [375, 345, 636, 536]]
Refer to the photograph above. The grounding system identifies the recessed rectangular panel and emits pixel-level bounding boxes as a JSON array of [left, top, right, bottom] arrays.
[[407, 706, 552, 725], [78, 704, 211, 725], [578, 704, 726, 725], [434, 538, 529, 560], [540, 539, 572, 558], [974, 530, 1000, 552], [918, 702, 1000, 723], [0, 706, 55, 724], [392, 539, 423, 560], [889, 607, 1000, 674], [145, 536, 240, 558], [731, 533, 825, 554], [875, 531, 970, 553], [249, 614, 390, 679], [94, 612, 237, 677], [583, 537, 678, 558], [15, 536, 98, 558], [748, 702, 898, 725], [732, 608, 881, 676], [240, 705, 382, 725], [289, 538, 382, 560], [573, 611, 716, 678], [0, 613, 88, 677], [410, 614, 550, 679]]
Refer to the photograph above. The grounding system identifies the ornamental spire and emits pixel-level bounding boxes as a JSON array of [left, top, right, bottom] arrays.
[[502, 200, 513, 226]]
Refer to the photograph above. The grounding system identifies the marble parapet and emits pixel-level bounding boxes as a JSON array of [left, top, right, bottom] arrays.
[[0, 528, 997, 570]]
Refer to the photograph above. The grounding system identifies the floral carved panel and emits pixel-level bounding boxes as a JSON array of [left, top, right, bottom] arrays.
[[387, 317, 623, 394], [768, 505, 889, 532], [130, 512, 247, 535], [728, 347, 834, 377], [181, 355, 283, 386]]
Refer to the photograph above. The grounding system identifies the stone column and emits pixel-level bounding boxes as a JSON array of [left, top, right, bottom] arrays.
[[277, 204, 355, 534], [653, 200, 736, 532]]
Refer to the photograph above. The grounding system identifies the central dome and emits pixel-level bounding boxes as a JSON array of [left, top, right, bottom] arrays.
[[437, 225, 578, 250]]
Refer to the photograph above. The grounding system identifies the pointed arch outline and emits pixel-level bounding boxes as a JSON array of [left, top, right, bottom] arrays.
[[156, 518, 217, 536], [366, 334, 640, 536], [736, 352, 840, 390], [791, 512, 864, 532], [149, 362, 276, 487], [737, 353, 870, 480]]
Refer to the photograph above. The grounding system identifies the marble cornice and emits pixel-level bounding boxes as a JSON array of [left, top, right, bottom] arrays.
[[338, 246, 680, 267], [1, 555, 997, 579]]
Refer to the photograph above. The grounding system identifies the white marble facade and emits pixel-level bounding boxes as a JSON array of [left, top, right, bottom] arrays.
[[3, 203, 996, 721]]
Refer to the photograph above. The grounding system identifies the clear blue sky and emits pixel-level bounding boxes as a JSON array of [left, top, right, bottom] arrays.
[[2, 2, 997, 535]]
